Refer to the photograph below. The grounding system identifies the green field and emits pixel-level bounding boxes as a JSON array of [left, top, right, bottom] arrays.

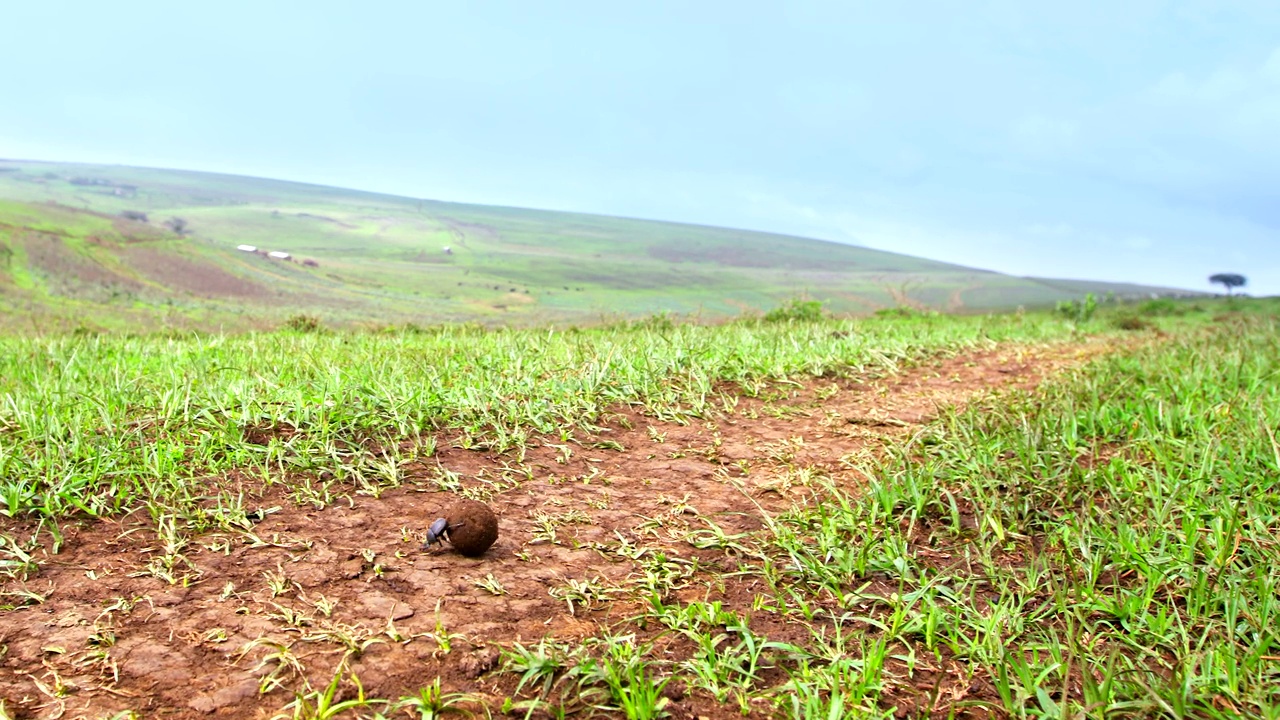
[[1, 298, 1276, 718], [0, 160, 1195, 331]]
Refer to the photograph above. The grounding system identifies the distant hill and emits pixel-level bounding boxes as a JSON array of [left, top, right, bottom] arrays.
[[0, 160, 1196, 331]]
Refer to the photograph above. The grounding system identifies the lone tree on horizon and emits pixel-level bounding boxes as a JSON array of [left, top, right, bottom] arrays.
[[1209, 273, 1247, 296]]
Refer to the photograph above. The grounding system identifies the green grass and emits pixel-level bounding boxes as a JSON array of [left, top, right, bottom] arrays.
[[0, 310, 1081, 532], [476, 302, 1280, 719], [717, 303, 1280, 717], [0, 160, 1198, 330], [1, 292, 1275, 717]]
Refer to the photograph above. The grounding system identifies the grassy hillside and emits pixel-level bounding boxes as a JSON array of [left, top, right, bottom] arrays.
[[0, 159, 1193, 330]]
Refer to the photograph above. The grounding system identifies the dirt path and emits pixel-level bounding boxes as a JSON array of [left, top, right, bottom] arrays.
[[945, 283, 983, 312], [0, 339, 1119, 719]]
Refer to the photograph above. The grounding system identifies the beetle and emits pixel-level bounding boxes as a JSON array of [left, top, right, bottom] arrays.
[[423, 517, 465, 548]]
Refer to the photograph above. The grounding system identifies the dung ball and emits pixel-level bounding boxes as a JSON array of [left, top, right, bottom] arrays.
[[445, 499, 498, 557]]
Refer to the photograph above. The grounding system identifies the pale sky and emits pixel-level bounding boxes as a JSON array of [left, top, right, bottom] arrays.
[[3, 1, 1278, 294]]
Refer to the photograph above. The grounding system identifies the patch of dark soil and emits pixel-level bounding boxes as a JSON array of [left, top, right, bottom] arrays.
[[122, 247, 271, 299], [19, 232, 145, 296], [647, 243, 837, 270], [110, 217, 172, 242]]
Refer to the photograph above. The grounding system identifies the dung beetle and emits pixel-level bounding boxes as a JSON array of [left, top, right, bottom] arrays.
[[423, 517, 465, 548]]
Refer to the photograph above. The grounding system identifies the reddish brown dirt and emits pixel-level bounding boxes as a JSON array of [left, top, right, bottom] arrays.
[[18, 233, 144, 296], [0, 340, 1118, 719], [879, 280, 926, 310], [946, 284, 983, 312], [122, 247, 271, 299]]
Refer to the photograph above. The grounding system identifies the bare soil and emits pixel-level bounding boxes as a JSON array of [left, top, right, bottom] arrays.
[[0, 340, 1118, 719], [19, 233, 144, 296], [122, 247, 271, 299]]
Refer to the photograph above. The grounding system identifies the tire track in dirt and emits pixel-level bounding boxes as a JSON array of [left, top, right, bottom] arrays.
[[946, 283, 983, 312], [0, 338, 1123, 719]]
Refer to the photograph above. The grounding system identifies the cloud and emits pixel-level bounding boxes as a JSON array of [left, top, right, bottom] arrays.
[[995, 46, 1280, 233], [1147, 48, 1280, 143]]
